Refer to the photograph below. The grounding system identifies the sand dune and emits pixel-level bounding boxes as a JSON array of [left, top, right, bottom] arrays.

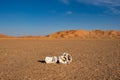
[[47, 30, 120, 39], [0, 30, 120, 39], [0, 34, 14, 38]]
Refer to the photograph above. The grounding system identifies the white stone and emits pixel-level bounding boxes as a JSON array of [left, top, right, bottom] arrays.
[[45, 56, 57, 63], [58, 53, 72, 64]]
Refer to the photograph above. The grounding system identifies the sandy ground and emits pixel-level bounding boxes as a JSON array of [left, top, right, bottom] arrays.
[[0, 39, 120, 80]]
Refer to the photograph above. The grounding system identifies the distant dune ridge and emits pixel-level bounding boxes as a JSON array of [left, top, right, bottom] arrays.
[[47, 30, 120, 39], [0, 34, 14, 38], [0, 30, 120, 39], [19, 36, 44, 38]]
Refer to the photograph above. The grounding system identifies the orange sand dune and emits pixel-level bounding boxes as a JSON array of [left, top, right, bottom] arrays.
[[0, 30, 120, 39], [0, 34, 14, 38], [47, 30, 120, 39]]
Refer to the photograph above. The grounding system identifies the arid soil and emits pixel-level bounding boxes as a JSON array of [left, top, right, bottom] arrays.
[[0, 39, 120, 80]]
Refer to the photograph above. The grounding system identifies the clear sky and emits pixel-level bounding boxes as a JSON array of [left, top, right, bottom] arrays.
[[0, 0, 120, 36]]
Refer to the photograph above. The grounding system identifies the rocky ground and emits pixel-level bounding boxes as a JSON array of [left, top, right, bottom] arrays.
[[0, 39, 120, 80]]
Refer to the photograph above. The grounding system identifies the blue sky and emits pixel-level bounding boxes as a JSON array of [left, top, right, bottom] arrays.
[[0, 0, 120, 36]]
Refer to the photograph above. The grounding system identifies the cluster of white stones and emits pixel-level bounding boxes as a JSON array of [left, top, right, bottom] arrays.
[[45, 53, 72, 64]]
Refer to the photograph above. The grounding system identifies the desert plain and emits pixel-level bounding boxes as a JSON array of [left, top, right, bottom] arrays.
[[0, 30, 120, 80]]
